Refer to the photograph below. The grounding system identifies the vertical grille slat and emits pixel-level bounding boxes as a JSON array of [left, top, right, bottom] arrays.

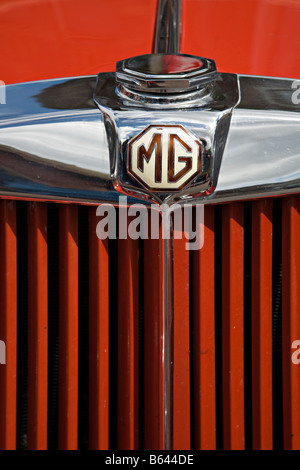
[[47, 204, 59, 451], [251, 200, 273, 449], [222, 203, 245, 450], [143, 226, 165, 450], [173, 232, 190, 450], [78, 206, 89, 449], [16, 202, 28, 450], [58, 205, 78, 450], [243, 201, 252, 450], [108, 236, 118, 449], [27, 202, 48, 449], [282, 196, 300, 450], [117, 234, 139, 450], [272, 198, 283, 449], [88, 207, 109, 450], [192, 205, 216, 450], [214, 205, 223, 450], [0, 197, 299, 450], [0, 201, 17, 450]]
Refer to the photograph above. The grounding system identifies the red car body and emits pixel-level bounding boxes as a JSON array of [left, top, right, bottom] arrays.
[[0, 0, 299, 451]]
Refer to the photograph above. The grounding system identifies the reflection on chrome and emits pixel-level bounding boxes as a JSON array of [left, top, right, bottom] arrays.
[[0, 118, 110, 175], [215, 108, 300, 198], [0, 72, 300, 204]]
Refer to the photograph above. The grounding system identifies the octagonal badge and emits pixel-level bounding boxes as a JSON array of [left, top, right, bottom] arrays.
[[128, 125, 202, 191]]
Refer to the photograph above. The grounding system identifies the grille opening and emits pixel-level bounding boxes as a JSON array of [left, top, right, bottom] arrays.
[[47, 203, 59, 450], [16, 201, 28, 450], [189, 233, 195, 451], [78, 206, 89, 449], [214, 204, 223, 450], [243, 201, 252, 450], [138, 237, 145, 450], [108, 233, 118, 450], [3, 198, 290, 449], [272, 198, 283, 450]]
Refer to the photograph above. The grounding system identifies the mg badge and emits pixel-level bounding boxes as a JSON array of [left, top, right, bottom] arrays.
[[128, 125, 202, 191], [94, 53, 238, 203]]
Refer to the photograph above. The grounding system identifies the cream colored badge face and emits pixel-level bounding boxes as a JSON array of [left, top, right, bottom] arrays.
[[128, 125, 202, 191]]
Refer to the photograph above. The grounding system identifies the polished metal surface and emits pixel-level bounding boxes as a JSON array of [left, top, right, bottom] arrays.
[[116, 53, 217, 93], [153, 0, 182, 54], [0, 67, 222, 207], [0, 76, 117, 204], [94, 68, 239, 204], [150, 0, 183, 450], [1, 73, 300, 205], [195, 75, 300, 204], [162, 210, 173, 450]]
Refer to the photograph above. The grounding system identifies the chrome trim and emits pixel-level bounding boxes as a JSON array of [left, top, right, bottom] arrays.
[[1, 74, 300, 205], [190, 75, 300, 204], [116, 82, 210, 107], [153, 0, 182, 54], [163, 211, 173, 450], [94, 70, 239, 205], [152, 0, 183, 451], [0, 77, 121, 204], [116, 54, 217, 93]]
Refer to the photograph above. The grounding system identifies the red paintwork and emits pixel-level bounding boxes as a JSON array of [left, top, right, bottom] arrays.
[[118, 233, 139, 450], [222, 203, 245, 450], [2, 0, 299, 85], [27, 203, 48, 450], [89, 209, 109, 450], [251, 200, 273, 450], [173, 230, 190, 450], [182, 0, 300, 78], [144, 220, 165, 450], [0, 202, 17, 450], [0, 0, 157, 85], [282, 196, 300, 450], [58, 205, 79, 450], [192, 206, 216, 450]]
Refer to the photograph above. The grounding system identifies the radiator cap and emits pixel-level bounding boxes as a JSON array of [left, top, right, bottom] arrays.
[[116, 53, 217, 94]]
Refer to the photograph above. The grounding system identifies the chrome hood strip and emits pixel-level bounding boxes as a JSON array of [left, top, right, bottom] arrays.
[[0, 74, 300, 204], [0, 77, 118, 204], [204, 75, 300, 204], [153, 0, 182, 54]]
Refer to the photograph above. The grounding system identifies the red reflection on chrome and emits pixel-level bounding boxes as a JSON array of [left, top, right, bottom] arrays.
[[162, 55, 203, 74]]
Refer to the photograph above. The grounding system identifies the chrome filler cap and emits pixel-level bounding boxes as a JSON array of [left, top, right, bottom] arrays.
[[116, 53, 217, 94]]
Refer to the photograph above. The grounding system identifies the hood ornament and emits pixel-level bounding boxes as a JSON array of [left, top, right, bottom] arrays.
[[93, 52, 239, 205]]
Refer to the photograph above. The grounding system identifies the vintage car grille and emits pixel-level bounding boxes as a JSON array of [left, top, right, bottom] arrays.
[[0, 196, 299, 450]]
